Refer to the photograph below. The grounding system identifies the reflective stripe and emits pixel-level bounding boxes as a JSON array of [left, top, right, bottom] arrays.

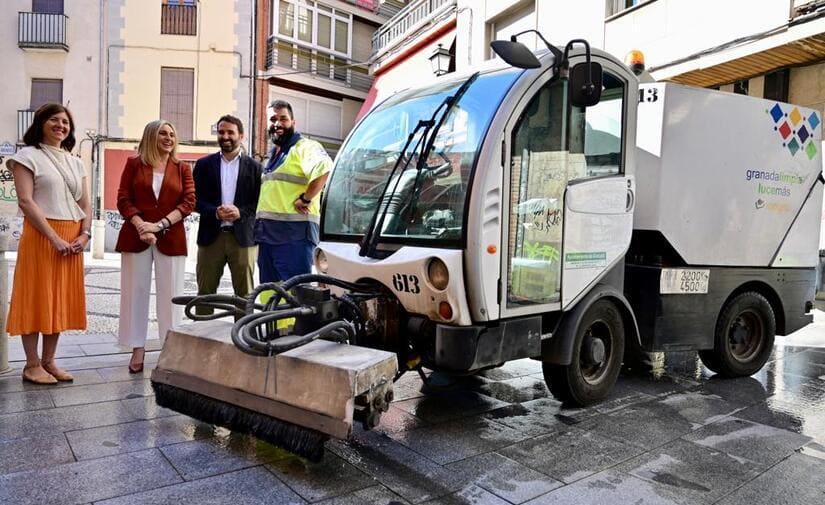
[[256, 210, 320, 224], [261, 172, 309, 185]]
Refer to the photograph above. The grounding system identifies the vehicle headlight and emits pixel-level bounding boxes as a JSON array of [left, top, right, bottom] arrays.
[[314, 249, 329, 274], [427, 257, 449, 291]]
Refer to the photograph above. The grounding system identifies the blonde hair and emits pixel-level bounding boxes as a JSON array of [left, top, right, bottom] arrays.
[[137, 120, 179, 167]]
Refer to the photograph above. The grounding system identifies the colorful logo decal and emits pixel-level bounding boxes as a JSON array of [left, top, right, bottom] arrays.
[[769, 103, 820, 160]]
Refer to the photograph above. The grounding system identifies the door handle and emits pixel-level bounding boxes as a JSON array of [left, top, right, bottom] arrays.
[[626, 188, 635, 212]]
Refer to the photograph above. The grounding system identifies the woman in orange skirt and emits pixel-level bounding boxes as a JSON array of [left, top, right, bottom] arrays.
[[5, 103, 91, 384]]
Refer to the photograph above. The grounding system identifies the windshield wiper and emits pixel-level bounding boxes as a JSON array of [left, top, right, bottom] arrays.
[[358, 72, 480, 258]]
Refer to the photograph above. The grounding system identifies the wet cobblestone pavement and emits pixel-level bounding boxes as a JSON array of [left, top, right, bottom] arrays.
[[1, 262, 824, 504]]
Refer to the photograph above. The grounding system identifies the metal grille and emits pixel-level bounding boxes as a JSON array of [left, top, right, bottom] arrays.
[[161, 4, 197, 36], [18, 12, 68, 50], [160, 67, 194, 140], [266, 37, 373, 92], [17, 110, 36, 141]]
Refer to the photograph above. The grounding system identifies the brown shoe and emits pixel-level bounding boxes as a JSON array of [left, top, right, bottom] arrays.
[[22, 364, 58, 385], [41, 361, 74, 382]]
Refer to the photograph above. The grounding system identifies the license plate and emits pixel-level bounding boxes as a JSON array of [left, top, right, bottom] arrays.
[[660, 268, 710, 294]]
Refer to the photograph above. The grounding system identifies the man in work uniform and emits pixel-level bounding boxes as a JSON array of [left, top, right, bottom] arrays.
[[256, 100, 332, 283]]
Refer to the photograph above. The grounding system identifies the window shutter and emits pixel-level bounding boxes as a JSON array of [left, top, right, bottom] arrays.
[[160, 67, 194, 140], [30, 79, 63, 109]]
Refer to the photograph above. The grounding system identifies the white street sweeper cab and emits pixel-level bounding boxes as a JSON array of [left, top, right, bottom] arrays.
[[152, 34, 823, 459]]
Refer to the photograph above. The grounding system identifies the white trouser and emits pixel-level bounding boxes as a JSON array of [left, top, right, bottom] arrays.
[[118, 246, 185, 348]]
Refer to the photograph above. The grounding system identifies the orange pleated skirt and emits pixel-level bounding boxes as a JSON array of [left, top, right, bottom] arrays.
[[6, 219, 87, 335]]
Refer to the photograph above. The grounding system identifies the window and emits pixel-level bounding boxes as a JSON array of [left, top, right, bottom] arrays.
[[606, 0, 649, 17], [161, 0, 197, 36], [507, 80, 567, 306], [274, 0, 352, 56], [733, 79, 749, 95], [487, 3, 535, 60], [568, 72, 625, 180], [160, 67, 194, 140], [30, 78, 63, 109], [764, 69, 789, 102], [32, 0, 64, 14]]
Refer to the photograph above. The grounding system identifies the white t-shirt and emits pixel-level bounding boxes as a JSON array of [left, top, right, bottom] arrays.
[[8, 145, 86, 221]]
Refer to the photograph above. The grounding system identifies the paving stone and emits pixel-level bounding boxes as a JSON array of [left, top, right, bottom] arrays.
[[315, 485, 410, 505], [476, 359, 542, 381], [800, 441, 825, 461], [499, 427, 643, 483], [267, 450, 375, 502], [50, 379, 154, 407], [521, 470, 683, 505], [59, 332, 118, 345], [616, 438, 761, 504], [422, 484, 511, 505], [329, 430, 460, 504], [161, 435, 289, 480], [45, 351, 159, 372], [66, 415, 209, 460], [392, 391, 511, 424], [94, 466, 305, 505], [0, 448, 181, 505], [692, 376, 773, 407], [6, 343, 86, 361], [445, 452, 563, 504], [391, 372, 427, 402], [0, 434, 75, 475], [775, 349, 825, 379], [735, 396, 825, 444], [577, 399, 695, 449], [682, 417, 812, 467], [387, 415, 528, 465], [481, 400, 570, 438], [593, 380, 657, 414], [0, 399, 141, 441], [716, 453, 825, 505], [0, 369, 106, 394], [471, 376, 551, 404], [375, 405, 430, 434], [0, 389, 54, 414], [96, 363, 156, 382], [80, 340, 162, 356], [616, 371, 699, 398], [120, 395, 178, 420]]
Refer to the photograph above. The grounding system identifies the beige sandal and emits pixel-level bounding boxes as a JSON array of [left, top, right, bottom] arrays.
[[41, 361, 74, 382], [22, 364, 58, 385]]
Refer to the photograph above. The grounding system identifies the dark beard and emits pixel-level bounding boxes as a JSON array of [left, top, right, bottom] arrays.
[[272, 126, 295, 145]]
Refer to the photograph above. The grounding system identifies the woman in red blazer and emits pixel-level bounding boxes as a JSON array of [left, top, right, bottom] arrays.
[[116, 120, 195, 372]]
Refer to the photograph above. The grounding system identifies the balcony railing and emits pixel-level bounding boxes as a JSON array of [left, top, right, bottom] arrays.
[[372, 0, 455, 57], [339, 0, 404, 17], [161, 4, 197, 36], [17, 110, 35, 141], [18, 12, 68, 51], [266, 37, 373, 93]]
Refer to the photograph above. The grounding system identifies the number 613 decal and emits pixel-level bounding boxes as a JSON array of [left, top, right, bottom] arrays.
[[392, 273, 420, 294]]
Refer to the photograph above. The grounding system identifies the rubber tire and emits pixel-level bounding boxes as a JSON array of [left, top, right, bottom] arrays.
[[699, 291, 776, 377], [543, 299, 625, 406]]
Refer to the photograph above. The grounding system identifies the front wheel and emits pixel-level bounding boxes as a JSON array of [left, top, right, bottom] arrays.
[[699, 291, 775, 377], [544, 300, 625, 406]]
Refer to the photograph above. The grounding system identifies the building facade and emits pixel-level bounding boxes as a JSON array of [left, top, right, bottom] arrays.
[[253, 0, 400, 159], [0, 0, 104, 249]]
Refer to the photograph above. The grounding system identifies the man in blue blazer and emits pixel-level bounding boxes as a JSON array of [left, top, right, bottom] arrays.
[[193, 115, 262, 313]]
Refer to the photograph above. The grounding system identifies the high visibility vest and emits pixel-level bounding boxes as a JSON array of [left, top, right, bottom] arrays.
[[257, 138, 332, 223]]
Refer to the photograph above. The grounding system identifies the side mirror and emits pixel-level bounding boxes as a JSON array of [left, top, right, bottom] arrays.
[[490, 40, 541, 69], [569, 62, 602, 107]]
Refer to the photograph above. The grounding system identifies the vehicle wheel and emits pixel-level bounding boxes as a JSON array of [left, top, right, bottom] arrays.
[[543, 299, 625, 406], [698, 291, 775, 377]]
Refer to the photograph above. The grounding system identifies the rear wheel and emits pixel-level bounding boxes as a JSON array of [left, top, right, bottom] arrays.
[[544, 300, 625, 406], [698, 291, 775, 377]]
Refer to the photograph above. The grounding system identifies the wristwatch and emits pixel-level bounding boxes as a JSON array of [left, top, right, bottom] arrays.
[[299, 193, 312, 204]]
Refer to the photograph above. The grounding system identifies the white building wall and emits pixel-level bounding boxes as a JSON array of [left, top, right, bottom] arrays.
[[0, 0, 102, 164], [603, 0, 791, 78]]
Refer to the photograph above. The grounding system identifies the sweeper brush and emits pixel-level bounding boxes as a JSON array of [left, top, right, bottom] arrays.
[[150, 276, 398, 462]]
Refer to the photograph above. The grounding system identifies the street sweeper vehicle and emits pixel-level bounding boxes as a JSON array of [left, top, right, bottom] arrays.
[[151, 35, 823, 460]]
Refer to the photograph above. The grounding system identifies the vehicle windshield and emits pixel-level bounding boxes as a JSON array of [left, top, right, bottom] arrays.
[[322, 68, 521, 247]]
